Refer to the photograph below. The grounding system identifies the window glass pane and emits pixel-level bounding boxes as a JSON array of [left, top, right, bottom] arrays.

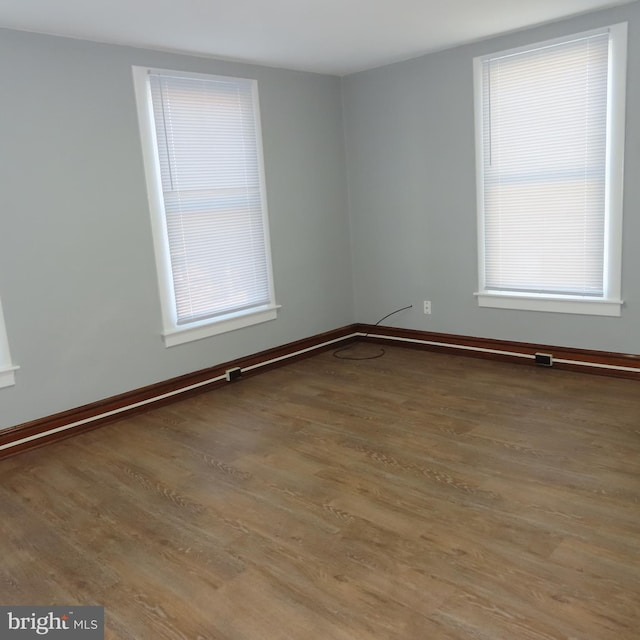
[[148, 73, 273, 325], [481, 33, 609, 297]]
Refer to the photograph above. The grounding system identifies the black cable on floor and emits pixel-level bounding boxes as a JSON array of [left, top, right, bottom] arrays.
[[333, 304, 413, 360]]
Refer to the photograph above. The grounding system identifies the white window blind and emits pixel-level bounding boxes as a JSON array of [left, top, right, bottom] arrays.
[[480, 31, 610, 297], [147, 71, 274, 327], [0, 295, 17, 388]]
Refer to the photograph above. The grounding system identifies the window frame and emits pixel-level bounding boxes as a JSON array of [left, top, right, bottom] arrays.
[[473, 23, 627, 317], [0, 295, 17, 388], [132, 66, 279, 347]]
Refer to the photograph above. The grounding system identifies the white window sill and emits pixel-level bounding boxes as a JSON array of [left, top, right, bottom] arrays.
[[475, 292, 622, 317], [163, 304, 280, 347], [0, 365, 19, 389]]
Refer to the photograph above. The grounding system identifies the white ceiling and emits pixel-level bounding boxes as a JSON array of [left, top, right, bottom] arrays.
[[0, 0, 634, 75]]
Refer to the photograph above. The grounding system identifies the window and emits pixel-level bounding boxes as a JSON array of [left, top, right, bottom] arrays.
[[474, 24, 627, 316], [0, 295, 17, 388], [133, 67, 278, 346]]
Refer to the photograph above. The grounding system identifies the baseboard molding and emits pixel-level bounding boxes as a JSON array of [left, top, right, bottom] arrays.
[[357, 324, 640, 380], [0, 326, 359, 459], [3, 324, 638, 459]]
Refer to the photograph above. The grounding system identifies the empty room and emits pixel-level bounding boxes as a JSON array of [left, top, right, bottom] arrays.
[[0, 0, 639, 638]]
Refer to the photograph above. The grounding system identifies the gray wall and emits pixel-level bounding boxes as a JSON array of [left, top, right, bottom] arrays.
[[0, 29, 353, 429], [342, 2, 640, 353]]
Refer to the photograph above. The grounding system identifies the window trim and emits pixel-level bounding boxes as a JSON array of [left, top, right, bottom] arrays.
[[473, 23, 627, 317], [132, 66, 278, 346], [0, 296, 18, 388]]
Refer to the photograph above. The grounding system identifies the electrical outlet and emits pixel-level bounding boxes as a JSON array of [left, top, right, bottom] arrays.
[[534, 353, 553, 367], [423, 300, 432, 315]]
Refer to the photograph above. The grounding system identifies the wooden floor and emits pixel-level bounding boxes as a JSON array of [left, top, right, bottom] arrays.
[[1, 345, 640, 639]]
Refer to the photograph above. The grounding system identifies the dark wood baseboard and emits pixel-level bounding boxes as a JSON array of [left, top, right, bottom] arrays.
[[2, 324, 638, 459], [357, 324, 640, 380], [0, 325, 359, 459]]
